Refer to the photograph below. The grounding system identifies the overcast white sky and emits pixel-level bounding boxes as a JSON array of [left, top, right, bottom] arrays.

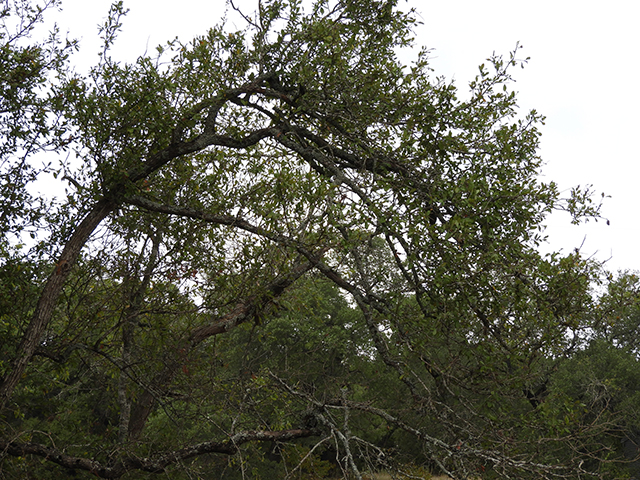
[[48, 0, 640, 273]]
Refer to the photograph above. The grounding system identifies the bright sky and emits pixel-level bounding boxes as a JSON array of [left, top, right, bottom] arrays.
[[47, 0, 640, 273]]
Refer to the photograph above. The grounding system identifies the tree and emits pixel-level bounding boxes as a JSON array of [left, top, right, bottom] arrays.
[[0, 0, 611, 478], [0, 0, 75, 241]]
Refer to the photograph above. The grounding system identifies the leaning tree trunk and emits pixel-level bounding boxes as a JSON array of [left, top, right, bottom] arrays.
[[0, 198, 116, 410]]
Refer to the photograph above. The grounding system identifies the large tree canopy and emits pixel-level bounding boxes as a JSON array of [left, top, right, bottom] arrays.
[[0, 0, 625, 479]]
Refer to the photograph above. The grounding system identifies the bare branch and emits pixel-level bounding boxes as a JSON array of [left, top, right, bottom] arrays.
[[0, 429, 316, 479]]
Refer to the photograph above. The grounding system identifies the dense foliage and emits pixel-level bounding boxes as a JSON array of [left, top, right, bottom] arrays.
[[1, 0, 638, 479]]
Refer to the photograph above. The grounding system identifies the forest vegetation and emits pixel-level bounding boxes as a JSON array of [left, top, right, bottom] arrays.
[[2, 0, 640, 478]]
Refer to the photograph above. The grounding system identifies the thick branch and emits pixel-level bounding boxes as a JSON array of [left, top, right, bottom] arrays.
[[125, 195, 278, 239], [290, 125, 408, 176], [127, 259, 315, 440], [189, 259, 315, 343], [0, 428, 315, 478], [0, 78, 282, 410]]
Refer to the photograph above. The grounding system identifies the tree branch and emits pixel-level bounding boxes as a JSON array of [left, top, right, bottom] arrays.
[[127, 258, 316, 440], [0, 429, 316, 478]]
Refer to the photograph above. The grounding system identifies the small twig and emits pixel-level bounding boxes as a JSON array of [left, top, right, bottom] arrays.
[[284, 435, 332, 480]]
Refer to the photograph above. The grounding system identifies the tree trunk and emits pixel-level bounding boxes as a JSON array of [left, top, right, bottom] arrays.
[[0, 198, 116, 410]]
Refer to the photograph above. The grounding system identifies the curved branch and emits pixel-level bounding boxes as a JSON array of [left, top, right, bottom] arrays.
[[0, 76, 284, 411], [127, 257, 316, 440]]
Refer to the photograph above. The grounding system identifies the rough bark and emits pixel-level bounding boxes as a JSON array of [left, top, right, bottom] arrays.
[[0, 197, 116, 409]]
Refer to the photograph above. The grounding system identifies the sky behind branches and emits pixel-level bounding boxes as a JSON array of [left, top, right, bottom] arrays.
[[48, 0, 639, 273]]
